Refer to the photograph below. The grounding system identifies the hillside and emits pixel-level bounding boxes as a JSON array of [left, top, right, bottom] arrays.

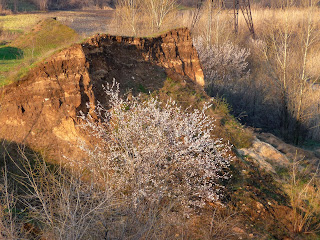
[[0, 27, 205, 159], [0, 24, 319, 239], [0, 18, 79, 85]]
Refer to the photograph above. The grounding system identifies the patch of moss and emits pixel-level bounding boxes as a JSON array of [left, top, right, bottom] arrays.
[[302, 139, 320, 151], [275, 165, 289, 178], [138, 84, 147, 93]]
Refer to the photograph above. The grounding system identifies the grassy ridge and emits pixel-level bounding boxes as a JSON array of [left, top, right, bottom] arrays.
[[0, 14, 42, 32], [0, 18, 79, 86]]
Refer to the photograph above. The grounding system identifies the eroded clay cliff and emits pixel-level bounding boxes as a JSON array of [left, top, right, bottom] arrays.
[[0, 28, 204, 160]]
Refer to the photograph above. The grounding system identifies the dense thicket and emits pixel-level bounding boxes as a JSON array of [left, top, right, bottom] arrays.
[[192, 1, 320, 144]]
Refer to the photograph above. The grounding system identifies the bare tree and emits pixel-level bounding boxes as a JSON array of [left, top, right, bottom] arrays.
[[115, 0, 141, 35], [261, 0, 320, 143], [262, 6, 291, 140], [32, 0, 48, 11], [145, 0, 177, 31], [291, 0, 318, 144]]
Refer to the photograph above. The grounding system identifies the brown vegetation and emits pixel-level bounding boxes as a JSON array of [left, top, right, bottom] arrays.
[[183, 2, 320, 144], [1, 1, 320, 239]]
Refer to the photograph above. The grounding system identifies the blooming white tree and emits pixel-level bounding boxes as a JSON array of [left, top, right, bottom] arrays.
[[194, 37, 250, 96], [78, 81, 232, 212]]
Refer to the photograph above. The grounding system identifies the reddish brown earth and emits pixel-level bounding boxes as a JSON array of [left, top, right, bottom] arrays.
[[0, 28, 204, 160]]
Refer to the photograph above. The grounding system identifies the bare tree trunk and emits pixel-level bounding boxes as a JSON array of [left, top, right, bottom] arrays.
[[13, 0, 17, 12], [206, 0, 213, 45], [262, 0, 292, 141], [293, 0, 316, 144], [34, 0, 48, 11], [262, 0, 320, 142]]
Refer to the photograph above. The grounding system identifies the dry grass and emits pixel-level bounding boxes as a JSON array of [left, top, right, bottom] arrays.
[[251, 7, 320, 33], [0, 14, 45, 32], [284, 157, 320, 234]]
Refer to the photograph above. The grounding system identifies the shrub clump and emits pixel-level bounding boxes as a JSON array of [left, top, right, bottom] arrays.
[[78, 81, 232, 212], [194, 37, 250, 97]]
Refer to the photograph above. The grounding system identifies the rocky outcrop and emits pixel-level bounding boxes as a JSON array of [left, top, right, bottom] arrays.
[[84, 28, 204, 86], [258, 133, 320, 164], [0, 28, 204, 160], [238, 133, 320, 174], [238, 138, 290, 174]]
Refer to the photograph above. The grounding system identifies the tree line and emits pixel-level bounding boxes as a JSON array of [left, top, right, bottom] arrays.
[[0, 0, 115, 11]]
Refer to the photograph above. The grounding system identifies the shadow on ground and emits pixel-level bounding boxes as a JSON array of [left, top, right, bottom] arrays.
[[0, 46, 23, 60]]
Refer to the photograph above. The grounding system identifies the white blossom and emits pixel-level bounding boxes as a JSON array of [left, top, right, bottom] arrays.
[[77, 81, 232, 212], [194, 36, 250, 95]]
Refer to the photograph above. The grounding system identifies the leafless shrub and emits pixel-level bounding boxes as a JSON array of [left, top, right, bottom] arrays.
[[31, 0, 48, 11], [6, 150, 115, 240], [114, 0, 142, 35], [0, 0, 5, 13], [146, 0, 177, 31], [0, 160, 27, 240]]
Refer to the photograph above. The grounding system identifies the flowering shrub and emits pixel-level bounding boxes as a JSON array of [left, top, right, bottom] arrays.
[[78, 81, 232, 212], [194, 37, 250, 96]]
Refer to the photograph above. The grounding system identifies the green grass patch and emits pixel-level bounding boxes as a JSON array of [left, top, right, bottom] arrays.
[[12, 18, 78, 50], [0, 57, 24, 71], [138, 84, 147, 93], [0, 46, 23, 60], [177, 5, 194, 11], [0, 18, 79, 85]]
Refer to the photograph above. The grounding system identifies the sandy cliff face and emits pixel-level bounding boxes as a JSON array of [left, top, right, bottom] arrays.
[[0, 28, 204, 159]]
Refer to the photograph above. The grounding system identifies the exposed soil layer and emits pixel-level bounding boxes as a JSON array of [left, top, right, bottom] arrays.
[[0, 28, 204, 160]]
